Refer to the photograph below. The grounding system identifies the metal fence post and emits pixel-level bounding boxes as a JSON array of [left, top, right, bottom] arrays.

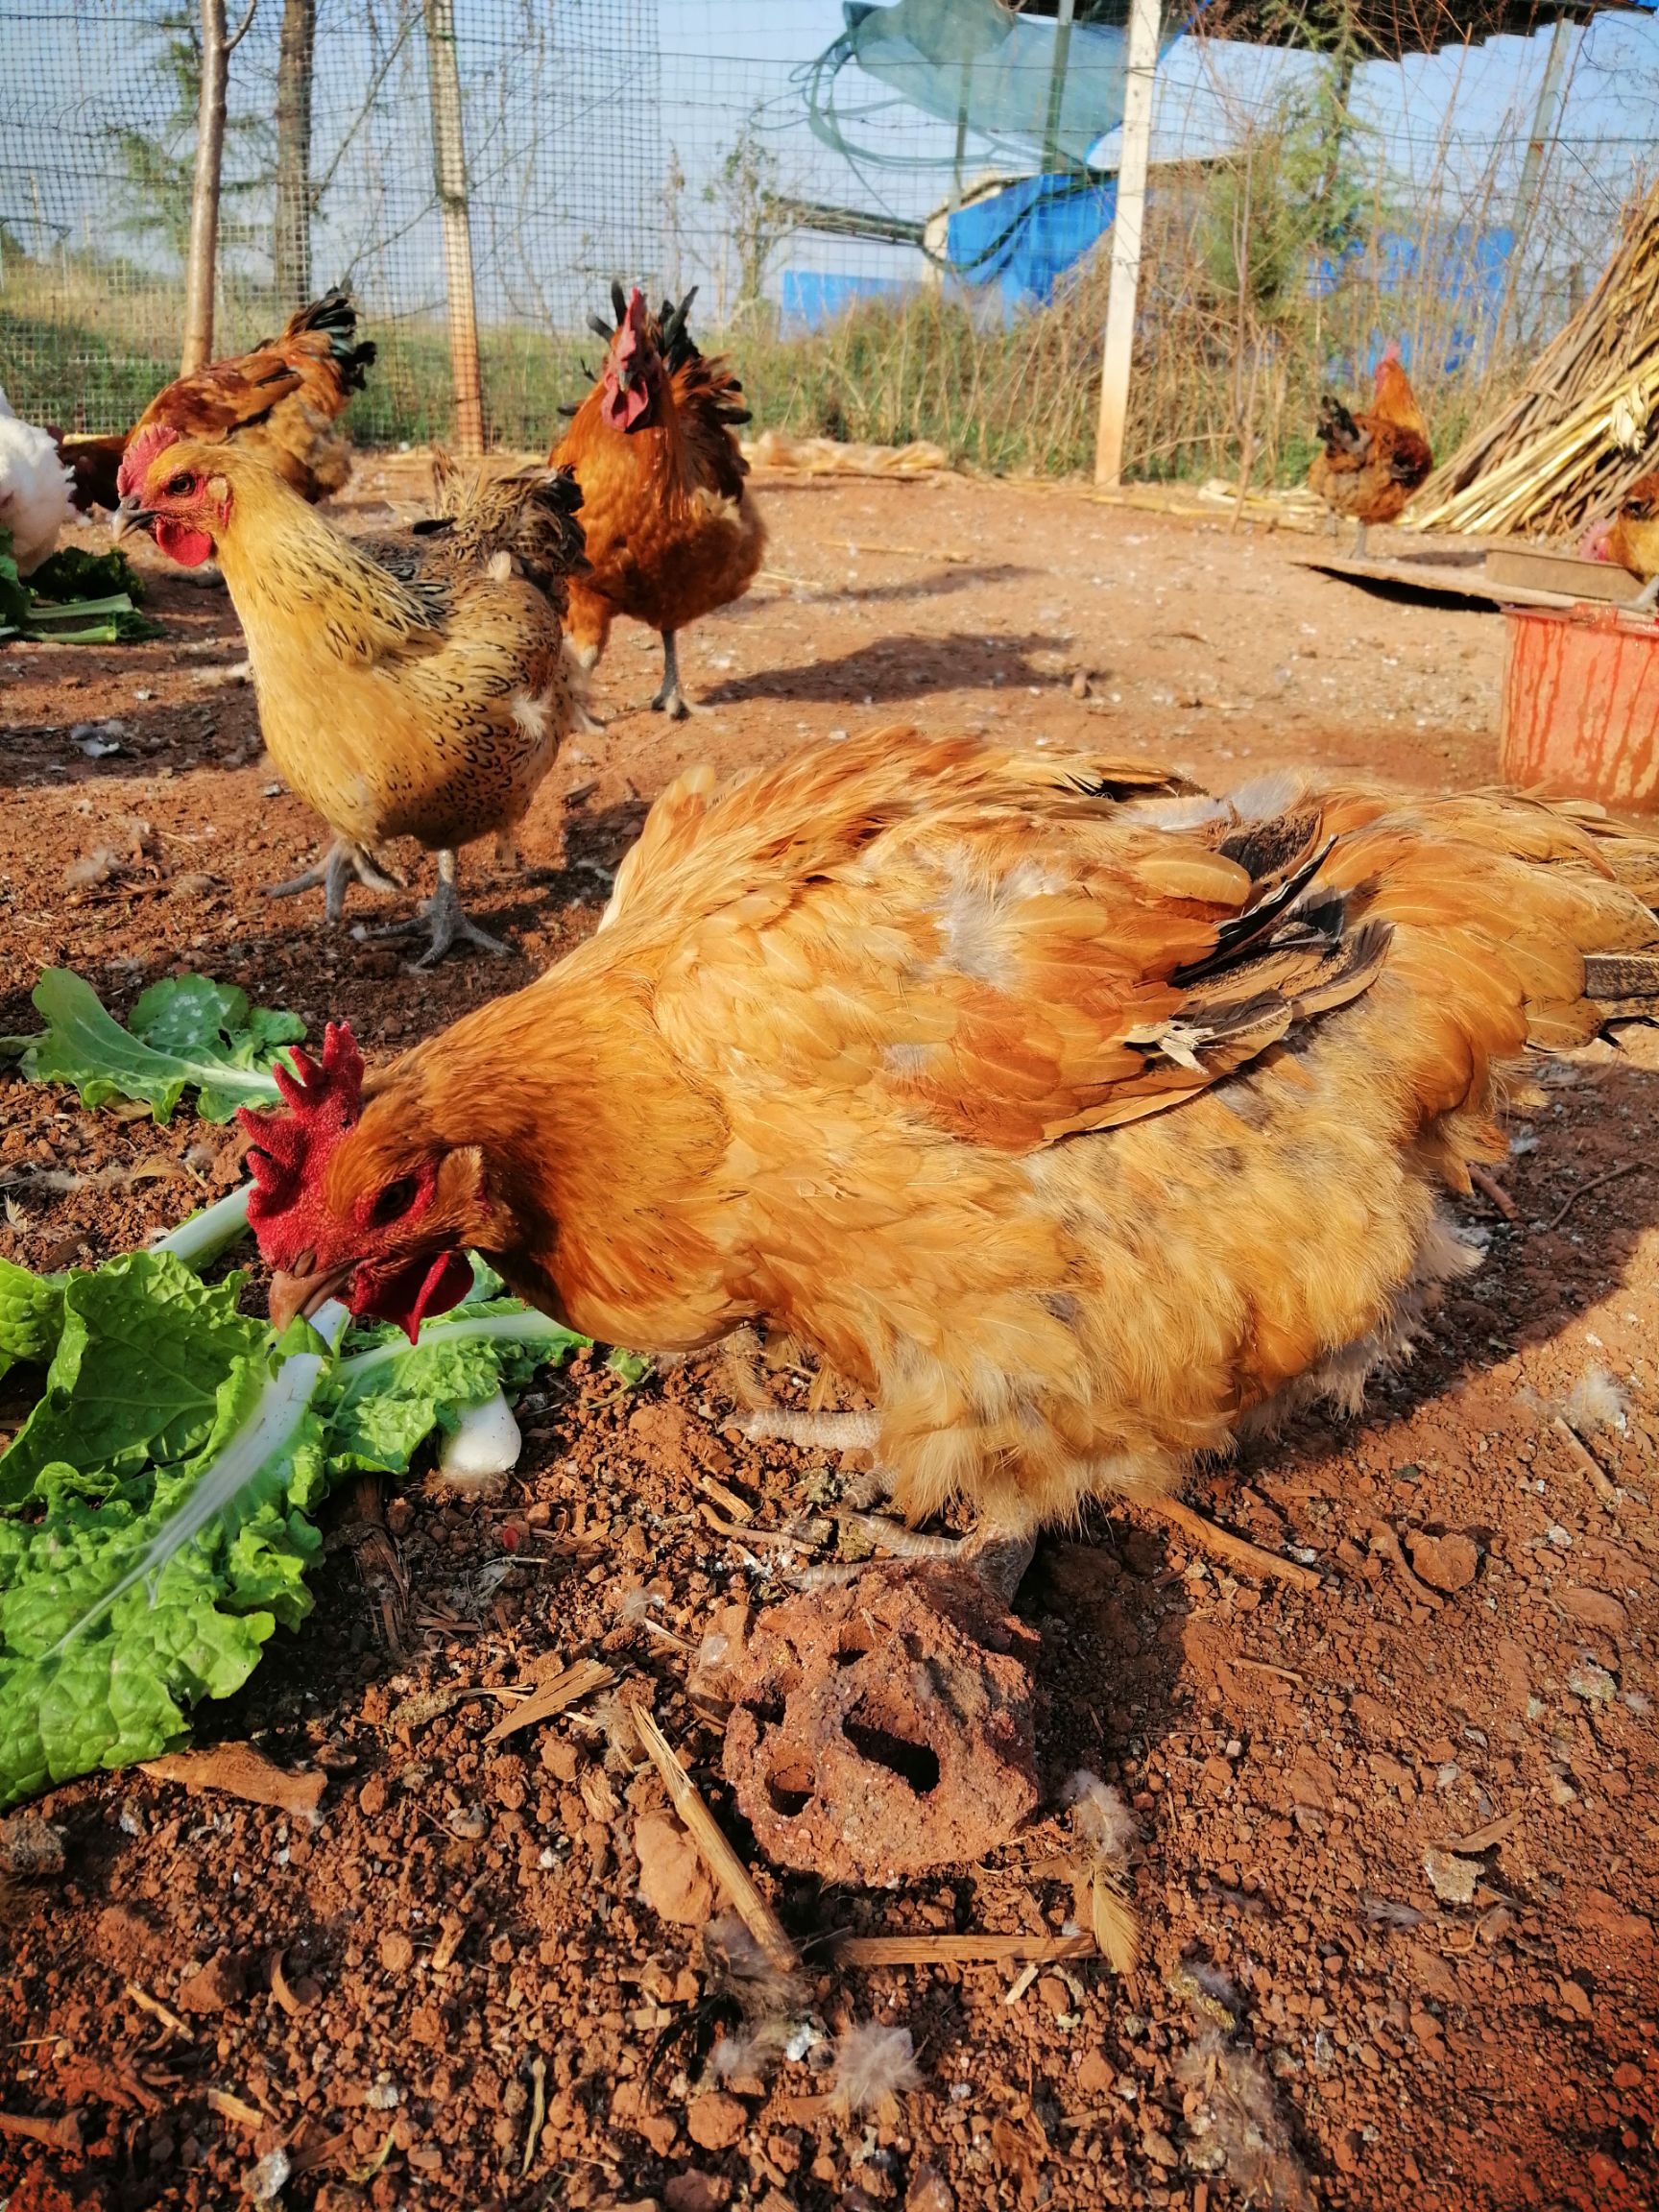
[[424, 0, 485, 457]]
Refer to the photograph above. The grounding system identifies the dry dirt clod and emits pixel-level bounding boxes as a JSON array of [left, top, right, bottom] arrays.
[[0, 1810, 64, 1878], [723, 1565, 1038, 1883], [1403, 1528, 1479, 1594], [1423, 1849, 1480, 1906], [634, 1812, 715, 1928]]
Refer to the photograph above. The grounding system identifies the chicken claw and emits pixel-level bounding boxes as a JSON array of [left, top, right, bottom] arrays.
[[266, 838, 404, 923], [800, 1516, 1037, 1609], [382, 849, 515, 967], [650, 629, 694, 720]]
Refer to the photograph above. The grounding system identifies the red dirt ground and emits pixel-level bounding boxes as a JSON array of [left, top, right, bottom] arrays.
[[0, 468, 1654, 2212]]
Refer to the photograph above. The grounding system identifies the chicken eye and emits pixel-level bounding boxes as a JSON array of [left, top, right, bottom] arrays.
[[369, 1174, 421, 1226], [164, 471, 196, 497]]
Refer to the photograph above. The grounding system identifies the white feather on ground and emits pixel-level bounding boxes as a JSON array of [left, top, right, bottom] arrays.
[[1562, 1367, 1628, 1435], [0, 386, 76, 576], [1064, 1767, 1142, 1974], [830, 2021, 922, 2117]]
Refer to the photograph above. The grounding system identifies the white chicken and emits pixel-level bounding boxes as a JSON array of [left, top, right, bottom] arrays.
[[0, 385, 77, 575]]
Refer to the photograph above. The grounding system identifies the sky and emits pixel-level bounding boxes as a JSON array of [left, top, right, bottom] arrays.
[[1, 0, 1655, 330]]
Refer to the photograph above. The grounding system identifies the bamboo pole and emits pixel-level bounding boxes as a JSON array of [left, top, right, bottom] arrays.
[[181, 0, 258, 373], [1094, 0, 1160, 489], [424, 0, 485, 458]]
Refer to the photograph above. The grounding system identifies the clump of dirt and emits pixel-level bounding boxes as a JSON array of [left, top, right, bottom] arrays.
[[723, 1565, 1039, 1881]]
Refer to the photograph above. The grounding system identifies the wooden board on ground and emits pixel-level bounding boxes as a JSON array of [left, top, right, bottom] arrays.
[[1296, 544, 1635, 613]]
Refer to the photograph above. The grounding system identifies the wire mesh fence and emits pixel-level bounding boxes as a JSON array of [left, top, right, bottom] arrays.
[[2, 0, 1656, 486]]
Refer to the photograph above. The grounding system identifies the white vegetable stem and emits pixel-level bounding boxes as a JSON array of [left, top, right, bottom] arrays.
[[150, 1181, 253, 1271], [436, 1385, 522, 1491]]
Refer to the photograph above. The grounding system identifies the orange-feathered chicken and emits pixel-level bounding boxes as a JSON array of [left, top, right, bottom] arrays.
[[550, 283, 763, 721], [237, 728, 1659, 1605], [1310, 343, 1434, 556], [114, 425, 584, 963], [60, 288, 375, 514], [1583, 473, 1659, 613]]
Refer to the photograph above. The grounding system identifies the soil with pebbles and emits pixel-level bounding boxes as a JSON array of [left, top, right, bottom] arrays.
[[0, 466, 1654, 2212]]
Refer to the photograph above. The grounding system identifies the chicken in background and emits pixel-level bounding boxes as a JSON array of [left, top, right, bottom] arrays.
[[1310, 342, 1434, 557], [114, 426, 585, 964], [231, 729, 1659, 1649], [1581, 473, 1659, 612], [0, 385, 77, 574], [59, 287, 376, 515], [551, 282, 763, 722]]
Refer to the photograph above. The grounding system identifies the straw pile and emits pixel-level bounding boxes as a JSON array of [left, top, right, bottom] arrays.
[[1409, 179, 1659, 541]]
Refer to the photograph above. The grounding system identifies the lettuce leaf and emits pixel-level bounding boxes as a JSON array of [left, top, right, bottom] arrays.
[[0, 1253, 265, 1507], [0, 1244, 605, 1810], [0, 969, 301, 1122], [0, 1257, 65, 1383]]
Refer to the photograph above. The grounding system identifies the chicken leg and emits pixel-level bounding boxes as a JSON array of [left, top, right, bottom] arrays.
[[266, 838, 404, 923], [373, 849, 513, 965], [651, 629, 691, 720], [1353, 520, 1370, 559], [740, 1405, 1320, 1591]]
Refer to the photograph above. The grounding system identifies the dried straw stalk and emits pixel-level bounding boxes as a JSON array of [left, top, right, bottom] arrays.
[[1411, 179, 1659, 540]]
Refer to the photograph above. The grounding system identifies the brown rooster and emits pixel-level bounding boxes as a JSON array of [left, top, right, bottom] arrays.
[[1310, 343, 1433, 557], [60, 288, 375, 514], [237, 729, 1659, 1616], [550, 283, 763, 721], [114, 426, 584, 963]]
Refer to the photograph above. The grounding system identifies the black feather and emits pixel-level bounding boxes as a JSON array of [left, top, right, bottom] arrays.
[[611, 277, 628, 325], [588, 313, 614, 342]]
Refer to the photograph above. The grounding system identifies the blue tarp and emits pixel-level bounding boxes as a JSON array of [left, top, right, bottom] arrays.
[[1315, 224, 1516, 373], [946, 173, 1118, 316], [780, 269, 912, 334]]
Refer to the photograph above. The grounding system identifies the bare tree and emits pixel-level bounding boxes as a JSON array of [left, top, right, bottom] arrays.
[[181, 0, 259, 372], [274, 0, 315, 306]]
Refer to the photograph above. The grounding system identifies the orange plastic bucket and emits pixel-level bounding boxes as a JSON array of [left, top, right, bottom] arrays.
[[1500, 602, 1659, 809]]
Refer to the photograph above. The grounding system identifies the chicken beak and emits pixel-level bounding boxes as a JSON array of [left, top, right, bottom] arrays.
[[111, 493, 154, 543], [269, 1261, 355, 1334]]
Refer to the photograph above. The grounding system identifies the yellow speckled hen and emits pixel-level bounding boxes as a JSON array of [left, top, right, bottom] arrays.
[[115, 428, 585, 963], [238, 728, 1659, 1605]]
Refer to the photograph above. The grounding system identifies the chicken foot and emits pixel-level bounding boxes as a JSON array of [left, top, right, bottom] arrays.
[[266, 838, 405, 923], [802, 1517, 1037, 1609], [377, 848, 513, 967], [651, 629, 693, 720], [1353, 520, 1371, 559]]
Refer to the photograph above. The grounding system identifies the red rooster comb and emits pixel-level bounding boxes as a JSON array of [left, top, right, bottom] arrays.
[[238, 1021, 365, 1235], [1377, 341, 1403, 371], [117, 421, 183, 501]]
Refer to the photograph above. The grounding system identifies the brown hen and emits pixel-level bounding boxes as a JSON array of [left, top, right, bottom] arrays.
[[60, 288, 375, 513], [237, 729, 1659, 1602]]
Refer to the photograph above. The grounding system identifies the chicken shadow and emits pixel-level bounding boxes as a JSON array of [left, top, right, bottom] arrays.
[[696, 628, 1068, 708], [761, 559, 1036, 611], [1238, 1056, 1659, 1504]]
